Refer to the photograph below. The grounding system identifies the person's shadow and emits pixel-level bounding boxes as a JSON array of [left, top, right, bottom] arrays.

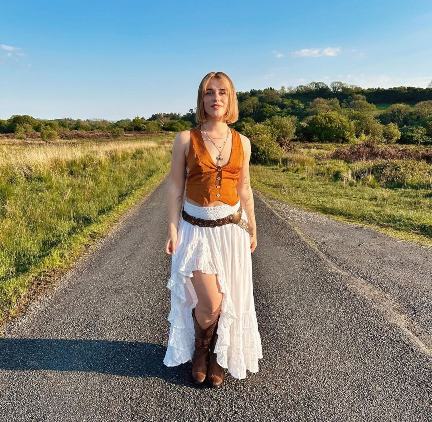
[[0, 338, 195, 386]]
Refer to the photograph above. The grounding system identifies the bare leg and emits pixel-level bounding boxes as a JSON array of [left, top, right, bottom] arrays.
[[191, 270, 223, 329]]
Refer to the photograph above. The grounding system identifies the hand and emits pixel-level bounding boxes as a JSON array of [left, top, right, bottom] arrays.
[[165, 232, 178, 255], [249, 232, 257, 253]]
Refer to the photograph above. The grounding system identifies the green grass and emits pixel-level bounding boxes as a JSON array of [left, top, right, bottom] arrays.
[[0, 137, 171, 327], [251, 163, 432, 246]]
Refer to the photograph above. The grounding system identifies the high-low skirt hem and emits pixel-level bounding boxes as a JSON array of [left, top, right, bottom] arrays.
[[163, 200, 263, 380]]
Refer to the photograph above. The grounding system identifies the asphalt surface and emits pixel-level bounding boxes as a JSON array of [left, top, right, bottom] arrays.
[[0, 179, 431, 421]]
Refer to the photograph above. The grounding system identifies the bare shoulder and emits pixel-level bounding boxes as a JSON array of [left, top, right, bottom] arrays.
[[172, 129, 190, 151], [237, 131, 251, 155], [175, 130, 191, 145]]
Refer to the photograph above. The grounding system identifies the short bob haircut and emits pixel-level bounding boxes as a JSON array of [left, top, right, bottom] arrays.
[[196, 71, 239, 125]]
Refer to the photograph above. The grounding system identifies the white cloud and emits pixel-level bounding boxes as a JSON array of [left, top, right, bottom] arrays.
[[0, 43, 23, 58], [272, 50, 284, 59], [292, 47, 341, 57]]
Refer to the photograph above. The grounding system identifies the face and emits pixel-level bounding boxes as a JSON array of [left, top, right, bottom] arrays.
[[202, 77, 230, 122]]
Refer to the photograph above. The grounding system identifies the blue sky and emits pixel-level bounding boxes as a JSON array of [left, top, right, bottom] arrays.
[[1, 0, 432, 120]]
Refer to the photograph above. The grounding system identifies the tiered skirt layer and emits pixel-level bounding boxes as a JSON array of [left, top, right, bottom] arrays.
[[163, 200, 263, 380]]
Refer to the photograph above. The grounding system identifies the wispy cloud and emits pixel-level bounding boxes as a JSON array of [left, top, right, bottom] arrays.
[[0, 43, 24, 58], [292, 47, 341, 57], [272, 50, 284, 59]]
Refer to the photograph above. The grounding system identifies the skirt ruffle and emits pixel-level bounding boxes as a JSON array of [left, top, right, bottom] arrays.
[[163, 200, 263, 380]]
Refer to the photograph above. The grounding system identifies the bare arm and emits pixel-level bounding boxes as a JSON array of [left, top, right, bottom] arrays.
[[236, 134, 257, 236], [167, 130, 189, 236]]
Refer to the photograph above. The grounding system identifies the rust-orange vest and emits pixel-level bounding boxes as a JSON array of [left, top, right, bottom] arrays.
[[185, 127, 244, 206]]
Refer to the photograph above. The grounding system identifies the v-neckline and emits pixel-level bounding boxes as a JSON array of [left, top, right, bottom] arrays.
[[198, 127, 234, 169]]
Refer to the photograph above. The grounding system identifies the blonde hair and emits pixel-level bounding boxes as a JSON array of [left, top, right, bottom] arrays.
[[196, 71, 239, 125]]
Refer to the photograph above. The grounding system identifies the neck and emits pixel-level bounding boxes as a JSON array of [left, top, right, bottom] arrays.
[[201, 119, 228, 133]]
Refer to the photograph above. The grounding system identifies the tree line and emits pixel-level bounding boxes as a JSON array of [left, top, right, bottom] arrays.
[[1, 81, 432, 145]]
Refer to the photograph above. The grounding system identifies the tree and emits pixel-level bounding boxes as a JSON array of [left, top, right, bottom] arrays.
[[344, 94, 377, 113], [7, 115, 38, 132], [303, 111, 355, 143], [349, 111, 384, 142], [239, 96, 259, 118], [40, 126, 58, 142], [379, 103, 412, 125], [308, 98, 341, 115], [400, 126, 429, 145], [382, 123, 401, 143], [131, 116, 146, 131], [241, 122, 284, 164], [264, 115, 297, 150]]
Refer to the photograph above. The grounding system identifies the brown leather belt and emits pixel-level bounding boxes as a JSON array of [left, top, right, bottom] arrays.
[[181, 204, 251, 234]]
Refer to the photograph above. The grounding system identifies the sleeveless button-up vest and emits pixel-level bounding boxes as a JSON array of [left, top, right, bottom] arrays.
[[185, 127, 244, 206]]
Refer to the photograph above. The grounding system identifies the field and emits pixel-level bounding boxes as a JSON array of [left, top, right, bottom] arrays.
[[0, 135, 171, 325], [251, 141, 432, 246]]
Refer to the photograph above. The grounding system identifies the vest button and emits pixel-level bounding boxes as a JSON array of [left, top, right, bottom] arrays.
[[216, 193, 221, 197], [216, 176, 221, 180], [216, 186, 220, 188]]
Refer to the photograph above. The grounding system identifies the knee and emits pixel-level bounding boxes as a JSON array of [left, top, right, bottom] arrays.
[[197, 301, 222, 319]]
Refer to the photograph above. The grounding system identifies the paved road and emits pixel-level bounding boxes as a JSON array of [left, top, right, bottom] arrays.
[[0, 179, 431, 421]]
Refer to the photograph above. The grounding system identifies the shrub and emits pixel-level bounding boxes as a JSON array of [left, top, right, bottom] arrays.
[[242, 122, 284, 164], [110, 126, 125, 138], [144, 120, 162, 132], [382, 123, 401, 143], [264, 115, 297, 151], [370, 160, 432, 188], [399, 125, 429, 145], [40, 126, 58, 142], [303, 111, 355, 143], [163, 120, 192, 132]]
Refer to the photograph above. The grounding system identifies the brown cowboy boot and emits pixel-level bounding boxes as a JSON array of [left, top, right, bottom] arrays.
[[191, 308, 218, 385], [207, 315, 225, 388]]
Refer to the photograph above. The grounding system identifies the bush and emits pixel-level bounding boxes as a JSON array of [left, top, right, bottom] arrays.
[[400, 125, 429, 145], [144, 120, 162, 132], [303, 111, 355, 143], [163, 120, 192, 132], [40, 126, 58, 142], [382, 123, 401, 143], [242, 122, 284, 164], [110, 126, 125, 138], [370, 160, 432, 188], [264, 115, 297, 151], [378, 103, 412, 126], [349, 111, 384, 142]]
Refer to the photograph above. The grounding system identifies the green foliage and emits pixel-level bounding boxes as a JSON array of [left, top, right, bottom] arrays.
[[242, 122, 284, 164], [382, 123, 401, 143], [302, 111, 355, 143], [0, 119, 7, 133], [263, 115, 297, 149], [144, 120, 162, 132], [40, 126, 58, 142], [348, 111, 384, 142], [0, 145, 171, 317], [7, 115, 38, 132], [163, 119, 192, 132], [110, 126, 125, 138], [371, 160, 432, 189], [131, 116, 146, 131], [400, 125, 430, 145], [14, 123, 35, 140], [308, 98, 341, 115], [344, 94, 377, 113], [379, 103, 412, 125]]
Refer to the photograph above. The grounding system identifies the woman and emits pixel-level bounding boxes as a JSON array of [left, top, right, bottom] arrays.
[[163, 71, 262, 387]]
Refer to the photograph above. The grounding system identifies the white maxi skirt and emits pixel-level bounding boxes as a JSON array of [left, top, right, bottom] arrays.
[[163, 199, 263, 380]]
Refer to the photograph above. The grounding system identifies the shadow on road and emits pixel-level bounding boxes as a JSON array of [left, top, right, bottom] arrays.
[[0, 338, 192, 385]]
